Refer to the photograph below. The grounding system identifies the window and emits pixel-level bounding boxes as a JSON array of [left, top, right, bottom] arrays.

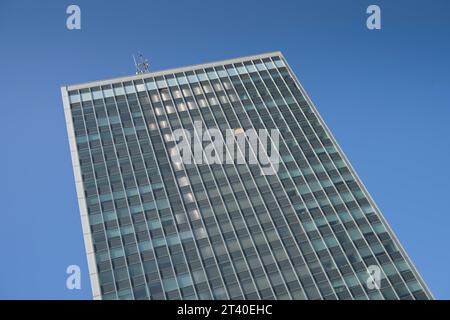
[[177, 102, 187, 112], [162, 278, 178, 292], [165, 105, 175, 114], [178, 176, 190, 187], [146, 81, 157, 90]]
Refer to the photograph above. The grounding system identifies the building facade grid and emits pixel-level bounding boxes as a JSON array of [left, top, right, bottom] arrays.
[[61, 52, 432, 300]]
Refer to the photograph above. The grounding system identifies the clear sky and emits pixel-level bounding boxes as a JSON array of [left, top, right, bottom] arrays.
[[0, 0, 448, 299]]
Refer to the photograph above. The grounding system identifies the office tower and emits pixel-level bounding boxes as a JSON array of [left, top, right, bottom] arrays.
[[61, 52, 432, 300]]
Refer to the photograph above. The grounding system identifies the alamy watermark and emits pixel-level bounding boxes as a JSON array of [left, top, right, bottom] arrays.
[[66, 265, 81, 290], [170, 121, 280, 175], [366, 5, 381, 30], [66, 5, 81, 30], [65, 5, 381, 31], [65, 5, 381, 32]]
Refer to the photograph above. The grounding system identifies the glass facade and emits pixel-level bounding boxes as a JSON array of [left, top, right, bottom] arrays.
[[61, 52, 432, 300]]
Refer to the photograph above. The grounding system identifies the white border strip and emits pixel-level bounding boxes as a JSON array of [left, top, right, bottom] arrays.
[[64, 52, 282, 91], [61, 86, 102, 300]]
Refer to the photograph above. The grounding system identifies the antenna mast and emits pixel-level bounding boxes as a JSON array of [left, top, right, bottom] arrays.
[[133, 52, 150, 74]]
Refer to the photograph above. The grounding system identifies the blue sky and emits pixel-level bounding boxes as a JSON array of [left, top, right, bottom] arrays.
[[0, 0, 448, 299]]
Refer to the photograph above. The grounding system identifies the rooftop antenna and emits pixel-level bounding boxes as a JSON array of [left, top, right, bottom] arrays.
[[133, 52, 150, 74]]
